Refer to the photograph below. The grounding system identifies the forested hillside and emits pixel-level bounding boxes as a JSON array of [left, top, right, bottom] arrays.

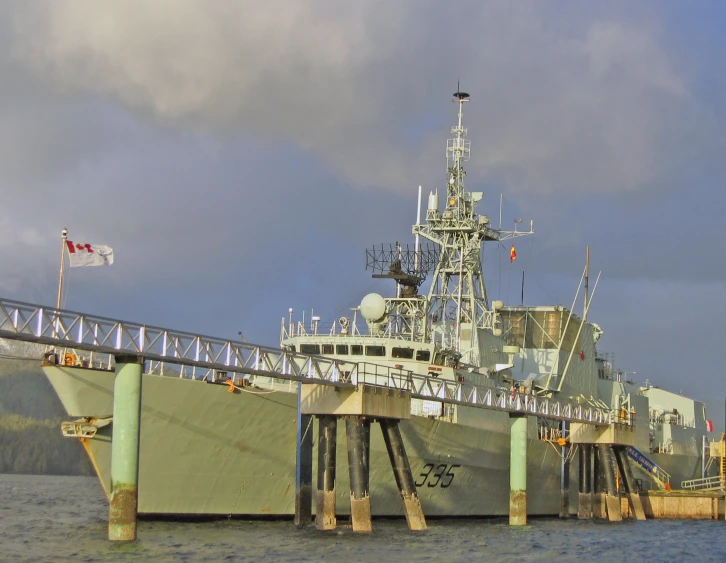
[[0, 355, 92, 475]]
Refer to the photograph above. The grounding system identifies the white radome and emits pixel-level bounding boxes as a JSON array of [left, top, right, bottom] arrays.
[[359, 293, 387, 322]]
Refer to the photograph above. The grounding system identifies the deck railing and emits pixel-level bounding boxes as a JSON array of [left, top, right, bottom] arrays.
[[0, 296, 619, 425]]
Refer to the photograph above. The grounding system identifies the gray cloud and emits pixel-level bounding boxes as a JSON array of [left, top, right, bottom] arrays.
[[9, 1, 696, 196], [1, 1, 725, 431]]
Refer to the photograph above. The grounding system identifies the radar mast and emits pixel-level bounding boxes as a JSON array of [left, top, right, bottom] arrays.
[[412, 88, 533, 363]]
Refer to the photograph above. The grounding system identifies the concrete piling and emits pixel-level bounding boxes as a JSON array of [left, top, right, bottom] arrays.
[[597, 445, 622, 521], [589, 444, 598, 517], [380, 419, 426, 531], [316, 415, 337, 530], [108, 355, 143, 541], [301, 382, 422, 533], [578, 445, 593, 519], [614, 446, 646, 520], [294, 382, 313, 527], [593, 446, 608, 519], [509, 414, 528, 526], [346, 417, 372, 532]]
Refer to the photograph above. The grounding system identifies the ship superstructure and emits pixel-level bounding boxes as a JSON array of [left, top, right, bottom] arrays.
[[281, 90, 534, 388]]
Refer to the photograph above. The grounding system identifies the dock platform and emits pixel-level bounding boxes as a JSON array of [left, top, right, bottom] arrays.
[[622, 490, 725, 520]]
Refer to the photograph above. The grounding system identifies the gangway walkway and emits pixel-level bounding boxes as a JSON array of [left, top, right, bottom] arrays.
[[0, 296, 620, 425], [684, 433, 726, 490], [681, 475, 725, 491], [626, 446, 672, 489]]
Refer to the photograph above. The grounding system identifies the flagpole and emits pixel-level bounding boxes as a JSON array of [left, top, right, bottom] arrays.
[[56, 228, 68, 309], [584, 246, 590, 321], [520, 270, 525, 306]]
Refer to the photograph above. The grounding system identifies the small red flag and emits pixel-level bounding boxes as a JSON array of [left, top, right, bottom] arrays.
[[510, 245, 517, 263], [707, 420, 714, 432]]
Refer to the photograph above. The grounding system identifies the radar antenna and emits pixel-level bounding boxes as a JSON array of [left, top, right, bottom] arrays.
[[365, 242, 439, 297]]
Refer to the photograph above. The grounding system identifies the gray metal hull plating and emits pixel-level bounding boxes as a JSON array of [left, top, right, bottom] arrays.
[[43, 365, 702, 517]]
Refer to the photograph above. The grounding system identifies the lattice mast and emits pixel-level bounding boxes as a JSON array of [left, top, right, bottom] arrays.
[[412, 89, 532, 362]]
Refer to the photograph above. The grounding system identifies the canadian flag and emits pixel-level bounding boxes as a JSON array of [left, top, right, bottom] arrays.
[[66, 241, 114, 267]]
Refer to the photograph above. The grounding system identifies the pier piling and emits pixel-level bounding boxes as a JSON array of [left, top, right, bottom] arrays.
[[301, 382, 424, 532], [593, 446, 608, 519], [294, 382, 313, 527], [589, 444, 598, 517], [380, 419, 427, 530], [559, 421, 570, 518], [578, 444, 593, 519], [597, 445, 622, 521], [108, 355, 143, 541], [509, 414, 528, 526], [614, 446, 646, 520], [316, 415, 337, 530], [346, 417, 373, 532]]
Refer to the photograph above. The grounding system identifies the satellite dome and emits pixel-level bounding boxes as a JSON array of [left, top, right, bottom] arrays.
[[360, 293, 386, 322]]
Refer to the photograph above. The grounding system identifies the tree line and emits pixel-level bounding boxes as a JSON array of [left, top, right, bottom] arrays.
[[0, 359, 92, 475]]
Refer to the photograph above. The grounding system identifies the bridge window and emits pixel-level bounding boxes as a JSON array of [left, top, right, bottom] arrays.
[[300, 344, 320, 355], [351, 345, 363, 355], [321, 344, 334, 354], [415, 350, 431, 362], [365, 346, 386, 357], [336, 344, 349, 355], [392, 347, 414, 359]]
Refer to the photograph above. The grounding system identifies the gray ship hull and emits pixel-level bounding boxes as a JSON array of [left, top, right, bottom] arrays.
[[45, 364, 562, 516], [43, 364, 705, 517]]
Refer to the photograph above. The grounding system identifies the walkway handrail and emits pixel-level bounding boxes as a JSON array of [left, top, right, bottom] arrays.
[[681, 475, 725, 491], [626, 446, 671, 487], [0, 296, 615, 425]]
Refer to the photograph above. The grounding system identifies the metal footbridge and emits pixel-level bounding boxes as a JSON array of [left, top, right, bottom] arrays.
[[0, 296, 621, 425]]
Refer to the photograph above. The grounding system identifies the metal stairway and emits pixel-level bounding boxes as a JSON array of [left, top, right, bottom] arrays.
[[625, 446, 672, 490]]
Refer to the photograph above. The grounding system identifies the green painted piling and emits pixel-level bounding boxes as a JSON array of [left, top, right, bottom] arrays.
[[108, 355, 143, 541], [560, 421, 569, 518], [509, 414, 527, 526]]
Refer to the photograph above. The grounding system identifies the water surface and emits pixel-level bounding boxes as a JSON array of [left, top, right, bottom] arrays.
[[1, 474, 723, 562]]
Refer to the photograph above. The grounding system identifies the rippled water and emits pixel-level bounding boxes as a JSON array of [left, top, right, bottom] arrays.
[[2, 473, 725, 563]]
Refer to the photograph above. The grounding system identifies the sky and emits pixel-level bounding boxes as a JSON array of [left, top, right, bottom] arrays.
[[1, 1, 725, 429]]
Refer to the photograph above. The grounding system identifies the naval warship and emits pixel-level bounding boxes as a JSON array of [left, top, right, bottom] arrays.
[[40, 91, 713, 517]]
